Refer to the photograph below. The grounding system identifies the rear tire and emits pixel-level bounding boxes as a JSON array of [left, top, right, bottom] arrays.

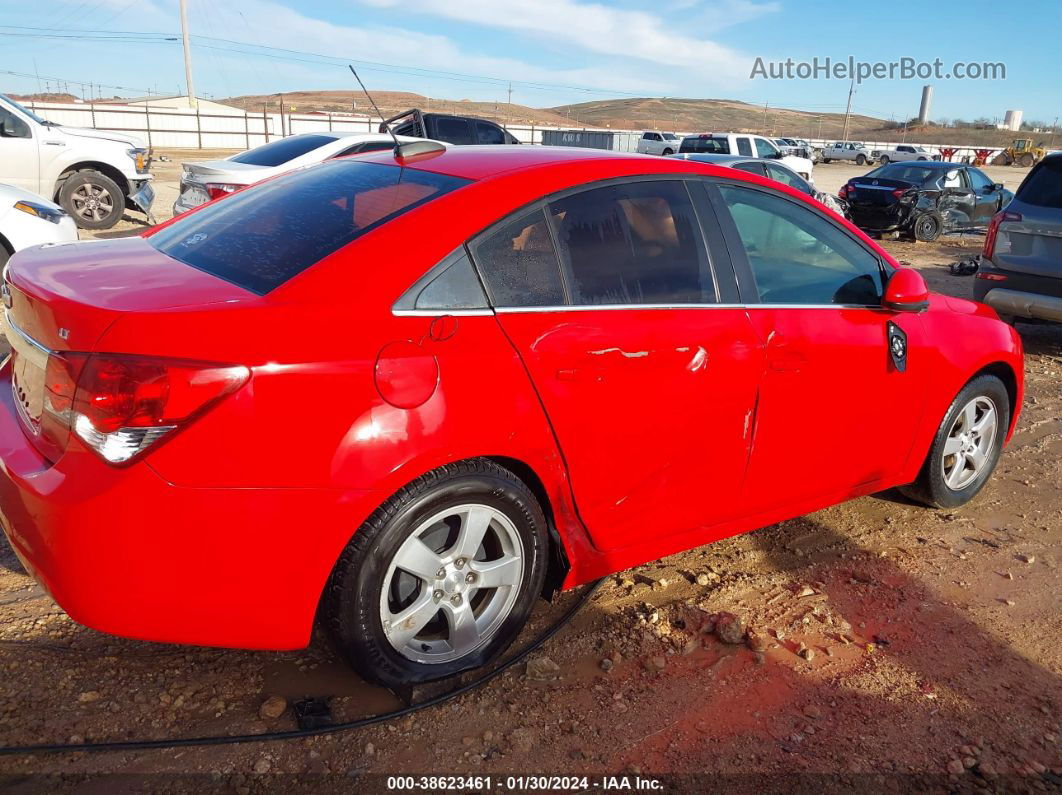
[[822, 157, 831, 164], [880, 156, 890, 165], [325, 459, 549, 689], [0, 242, 10, 270], [900, 375, 1009, 508], [59, 170, 125, 230], [912, 211, 943, 242]]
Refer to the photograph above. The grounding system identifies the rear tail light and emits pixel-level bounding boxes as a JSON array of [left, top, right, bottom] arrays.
[[891, 188, 908, 199], [204, 183, 241, 200], [41, 352, 249, 464], [838, 184, 851, 199], [983, 210, 1022, 259], [975, 272, 1008, 281]]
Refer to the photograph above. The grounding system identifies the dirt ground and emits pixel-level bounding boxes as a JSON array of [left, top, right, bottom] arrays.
[[0, 152, 1059, 793]]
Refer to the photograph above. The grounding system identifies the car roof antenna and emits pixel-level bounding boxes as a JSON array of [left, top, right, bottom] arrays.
[[348, 65, 444, 159]]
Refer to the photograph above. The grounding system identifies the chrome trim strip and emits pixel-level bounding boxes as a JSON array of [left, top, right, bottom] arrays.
[[493, 303, 878, 313], [3, 312, 52, 356], [392, 309, 495, 317]]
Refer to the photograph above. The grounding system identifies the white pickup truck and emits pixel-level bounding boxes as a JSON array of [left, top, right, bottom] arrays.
[[870, 144, 933, 164], [636, 131, 681, 156], [678, 132, 814, 180], [820, 141, 874, 165], [0, 94, 154, 230]]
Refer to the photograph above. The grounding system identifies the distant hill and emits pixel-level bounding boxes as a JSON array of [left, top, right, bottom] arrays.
[[217, 90, 576, 128], [10, 92, 81, 104], [548, 97, 885, 139]]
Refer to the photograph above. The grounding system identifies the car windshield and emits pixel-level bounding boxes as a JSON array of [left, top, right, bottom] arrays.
[[230, 134, 339, 167], [680, 136, 729, 154], [1, 94, 51, 125], [1015, 157, 1062, 209], [863, 164, 936, 184], [148, 160, 471, 294]]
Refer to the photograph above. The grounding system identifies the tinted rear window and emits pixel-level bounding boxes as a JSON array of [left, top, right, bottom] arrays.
[[863, 164, 935, 184], [680, 136, 730, 154], [148, 161, 470, 294], [1016, 158, 1062, 209], [230, 134, 337, 167]]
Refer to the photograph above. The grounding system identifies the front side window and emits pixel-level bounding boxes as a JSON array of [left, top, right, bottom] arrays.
[[719, 184, 885, 305], [470, 208, 566, 307], [967, 168, 994, 192], [0, 106, 30, 139], [754, 138, 779, 158], [230, 134, 337, 167], [548, 180, 715, 305], [148, 160, 470, 294]]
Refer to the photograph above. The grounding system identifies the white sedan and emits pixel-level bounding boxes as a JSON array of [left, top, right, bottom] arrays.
[[173, 132, 438, 216], [0, 183, 78, 268]]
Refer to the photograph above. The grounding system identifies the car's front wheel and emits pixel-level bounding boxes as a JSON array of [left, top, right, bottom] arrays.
[[59, 170, 125, 230], [856, 154, 867, 165], [901, 374, 1009, 508], [325, 459, 548, 689], [662, 148, 673, 156]]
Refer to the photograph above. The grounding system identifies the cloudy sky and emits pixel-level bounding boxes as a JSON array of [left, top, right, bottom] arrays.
[[0, 0, 1059, 123]]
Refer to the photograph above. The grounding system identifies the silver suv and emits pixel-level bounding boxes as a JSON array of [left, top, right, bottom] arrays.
[[975, 153, 1062, 323]]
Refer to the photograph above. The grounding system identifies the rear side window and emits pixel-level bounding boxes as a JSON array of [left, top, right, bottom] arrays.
[[475, 121, 505, 145], [680, 136, 730, 154], [548, 181, 715, 305], [471, 208, 566, 307], [719, 184, 884, 305], [148, 161, 470, 294], [433, 117, 473, 145], [1016, 158, 1062, 208], [229, 134, 337, 166], [333, 139, 394, 158]]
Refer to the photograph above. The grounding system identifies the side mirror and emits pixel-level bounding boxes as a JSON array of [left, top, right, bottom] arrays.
[[993, 182, 1004, 191], [883, 268, 929, 313]]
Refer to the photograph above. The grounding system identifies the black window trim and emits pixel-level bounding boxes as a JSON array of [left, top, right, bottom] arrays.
[[391, 246, 493, 316], [464, 174, 738, 312], [704, 176, 894, 309]]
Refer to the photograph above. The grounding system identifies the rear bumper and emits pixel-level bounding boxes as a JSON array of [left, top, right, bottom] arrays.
[[979, 287, 1062, 322], [0, 360, 383, 650]]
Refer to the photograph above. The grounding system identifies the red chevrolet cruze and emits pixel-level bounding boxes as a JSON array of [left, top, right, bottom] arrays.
[[0, 146, 1023, 688]]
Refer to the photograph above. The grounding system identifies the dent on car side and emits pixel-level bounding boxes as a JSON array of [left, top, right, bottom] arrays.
[[0, 148, 1024, 655]]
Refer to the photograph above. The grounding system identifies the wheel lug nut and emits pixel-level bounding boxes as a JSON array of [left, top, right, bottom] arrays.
[[454, 558, 466, 569], [465, 572, 476, 583], [433, 589, 444, 600], [436, 568, 446, 578], [450, 594, 462, 606]]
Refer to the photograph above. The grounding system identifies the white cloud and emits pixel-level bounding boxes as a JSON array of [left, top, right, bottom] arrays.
[[357, 0, 773, 76]]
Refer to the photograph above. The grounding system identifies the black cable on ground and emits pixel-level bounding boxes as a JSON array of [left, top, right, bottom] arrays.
[[0, 579, 603, 756]]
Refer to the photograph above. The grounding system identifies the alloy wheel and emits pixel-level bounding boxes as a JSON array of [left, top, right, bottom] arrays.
[[71, 183, 116, 223], [941, 396, 997, 490], [379, 504, 524, 664]]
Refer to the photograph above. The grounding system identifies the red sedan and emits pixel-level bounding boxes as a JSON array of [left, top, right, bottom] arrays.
[[0, 145, 1023, 688]]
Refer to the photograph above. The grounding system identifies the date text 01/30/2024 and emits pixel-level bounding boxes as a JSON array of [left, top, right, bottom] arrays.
[[386, 775, 664, 790]]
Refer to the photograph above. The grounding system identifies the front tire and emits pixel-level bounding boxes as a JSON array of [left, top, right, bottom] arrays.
[[856, 154, 867, 165], [325, 459, 549, 689], [662, 148, 673, 156], [900, 375, 1009, 508], [59, 170, 125, 230]]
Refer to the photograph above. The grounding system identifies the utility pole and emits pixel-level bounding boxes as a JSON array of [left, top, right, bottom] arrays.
[[762, 101, 769, 133], [179, 0, 198, 108], [841, 76, 855, 142], [505, 81, 513, 129], [1050, 116, 1059, 149]]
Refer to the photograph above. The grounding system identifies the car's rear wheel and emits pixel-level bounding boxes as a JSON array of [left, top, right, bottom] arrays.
[[912, 211, 943, 242], [900, 375, 1009, 508], [325, 459, 548, 689], [822, 157, 831, 164], [879, 156, 890, 165]]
